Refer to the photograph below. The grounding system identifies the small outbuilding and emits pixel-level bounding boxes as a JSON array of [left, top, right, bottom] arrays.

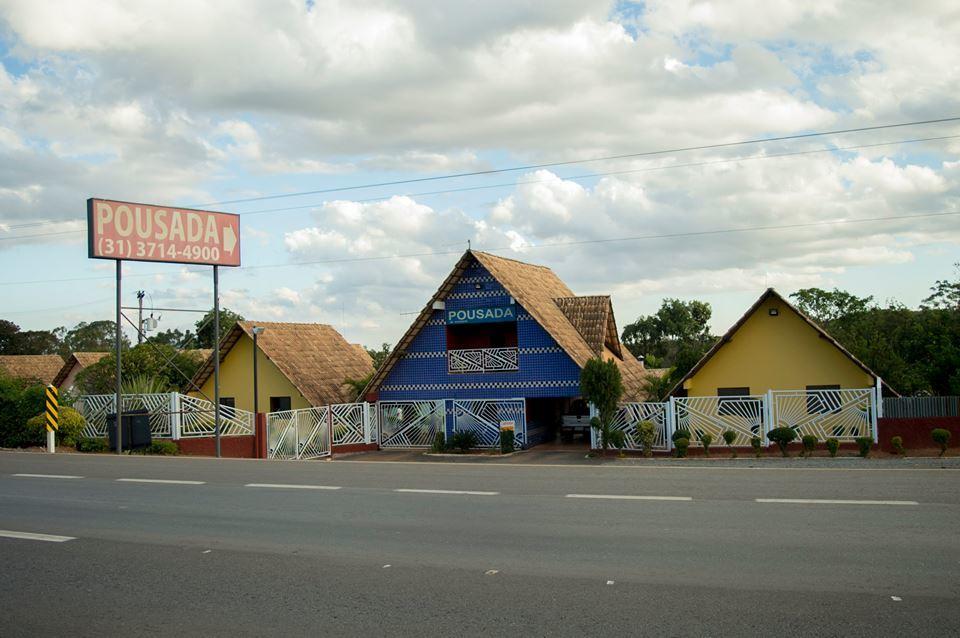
[[671, 288, 892, 398], [189, 321, 374, 413], [0, 354, 64, 386]]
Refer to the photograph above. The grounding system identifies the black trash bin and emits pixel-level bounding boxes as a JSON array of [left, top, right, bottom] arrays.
[[106, 410, 152, 451]]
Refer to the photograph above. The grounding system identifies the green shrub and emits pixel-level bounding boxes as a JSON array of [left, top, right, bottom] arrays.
[[931, 428, 951, 456], [855, 437, 873, 458], [674, 437, 689, 458], [636, 420, 656, 458], [825, 437, 840, 457], [25, 406, 87, 448], [722, 430, 737, 458], [76, 437, 108, 453], [430, 431, 447, 453], [450, 429, 478, 453], [132, 440, 179, 455], [801, 434, 818, 457], [750, 436, 763, 458], [767, 427, 797, 457], [608, 429, 626, 451], [499, 428, 515, 454], [890, 436, 904, 456], [699, 432, 713, 457], [672, 428, 691, 443]]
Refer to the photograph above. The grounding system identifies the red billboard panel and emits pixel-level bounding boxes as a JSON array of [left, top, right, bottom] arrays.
[[87, 198, 240, 266]]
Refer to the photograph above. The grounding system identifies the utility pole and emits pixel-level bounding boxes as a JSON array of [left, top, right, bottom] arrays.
[[136, 290, 145, 344]]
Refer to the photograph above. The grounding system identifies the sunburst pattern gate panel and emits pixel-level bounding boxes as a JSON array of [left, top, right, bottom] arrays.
[[452, 399, 526, 448], [610, 402, 669, 451], [672, 395, 766, 447], [378, 400, 445, 448], [770, 388, 876, 442]]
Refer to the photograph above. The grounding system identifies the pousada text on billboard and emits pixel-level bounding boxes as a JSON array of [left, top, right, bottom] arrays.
[[87, 198, 240, 266]]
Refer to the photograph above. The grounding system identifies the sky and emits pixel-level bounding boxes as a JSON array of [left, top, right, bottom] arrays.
[[0, 0, 958, 348]]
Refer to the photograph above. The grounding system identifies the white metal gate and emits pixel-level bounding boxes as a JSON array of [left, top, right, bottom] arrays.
[[378, 400, 444, 448], [330, 402, 370, 446], [672, 395, 766, 447], [770, 388, 877, 442], [451, 398, 526, 448], [267, 406, 331, 460], [610, 402, 670, 451]]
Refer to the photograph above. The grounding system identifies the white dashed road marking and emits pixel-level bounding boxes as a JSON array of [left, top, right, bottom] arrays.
[[244, 483, 341, 490], [755, 498, 918, 506], [116, 478, 206, 485], [0, 530, 75, 543], [565, 494, 693, 501], [12, 473, 83, 479], [394, 488, 499, 496], [891, 596, 902, 602]]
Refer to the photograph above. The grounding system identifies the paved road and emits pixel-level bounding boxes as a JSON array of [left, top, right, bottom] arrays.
[[1, 451, 958, 636]]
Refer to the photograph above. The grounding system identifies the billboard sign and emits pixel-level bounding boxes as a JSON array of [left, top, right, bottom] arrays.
[[87, 198, 240, 266]]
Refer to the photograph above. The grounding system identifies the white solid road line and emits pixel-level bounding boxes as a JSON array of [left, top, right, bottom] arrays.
[[755, 498, 919, 505], [116, 478, 206, 485], [394, 488, 499, 496], [244, 483, 341, 490], [566, 494, 693, 501], [12, 473, 83, 479], [0, 529, 76, 543]]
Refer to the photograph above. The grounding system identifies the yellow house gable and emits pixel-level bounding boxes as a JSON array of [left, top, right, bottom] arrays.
[[682, 292, 874, 396], [193, 333, 309, 413]]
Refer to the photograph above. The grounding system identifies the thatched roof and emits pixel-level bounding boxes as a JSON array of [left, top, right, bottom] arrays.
[[190, 321, 374, 406], [365, 249, 655, 401], [0, 354, 64, 386], [669, 288, 896, 396], [53, 352, 109, 387]]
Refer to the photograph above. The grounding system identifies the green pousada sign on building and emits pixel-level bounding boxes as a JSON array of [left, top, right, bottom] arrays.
[[446, 305, 517, 325]]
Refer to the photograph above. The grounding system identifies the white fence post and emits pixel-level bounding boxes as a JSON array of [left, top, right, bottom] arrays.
[[169, 393, 182, 440], [875, 377, 884, 419], [765, 390, 774, 446], [588, 402, 598, 449], [871, 386, 880, 444], [666, 396, 676, 453], [363, 402, 371, 444]]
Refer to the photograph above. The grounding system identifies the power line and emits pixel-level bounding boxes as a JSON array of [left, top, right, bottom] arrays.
[[196, 116, 960, 207], [1, 209, 956, 288], [3, 132, 958, 241]]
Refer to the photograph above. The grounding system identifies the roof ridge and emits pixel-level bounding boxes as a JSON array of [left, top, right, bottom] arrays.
[[470, 249, 554, 271]]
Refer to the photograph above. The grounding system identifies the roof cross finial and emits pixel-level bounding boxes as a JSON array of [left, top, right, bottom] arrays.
[[467, 239, 471, 250]]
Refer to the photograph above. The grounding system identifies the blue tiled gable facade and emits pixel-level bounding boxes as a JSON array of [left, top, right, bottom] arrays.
[[378, 259, 582, 401]]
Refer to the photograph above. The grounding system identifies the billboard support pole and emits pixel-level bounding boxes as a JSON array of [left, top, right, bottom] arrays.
[[213, 264, 221, 458], [115, 259, 123, 454]]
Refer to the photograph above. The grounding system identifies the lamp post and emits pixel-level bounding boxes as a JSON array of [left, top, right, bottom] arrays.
[[252, 326, 265, 416]]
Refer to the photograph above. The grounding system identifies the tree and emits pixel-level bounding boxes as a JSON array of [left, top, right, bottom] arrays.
[[0, 320, 20, 354], [147, 328, 191, 348], [366, 343, 392, 369], [8, 329, 63, 355], [789, 288, 874, 324], [75, 343, 206, 395], [922, 262, 960, 310], [579, 357, 624, 454], [60, 320, 124, 355], [193, 308, 244, 349]]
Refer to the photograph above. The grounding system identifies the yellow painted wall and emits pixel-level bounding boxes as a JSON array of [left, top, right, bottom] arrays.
[[193, 334, 310, 413], [683, 296, 874, 396]]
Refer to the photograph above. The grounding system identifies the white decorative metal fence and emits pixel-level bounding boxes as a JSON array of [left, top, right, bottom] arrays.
[[609, 402, 670, 451], [77, 392, 254, 439], [266, 406, 331, 460], [451, 398, 526, 448], [672, 395, 767, 447], [882, 396, 959, 418], [770, 388, 877, 442], [378, 400, 445, 448], [330, 402, 370, 446]]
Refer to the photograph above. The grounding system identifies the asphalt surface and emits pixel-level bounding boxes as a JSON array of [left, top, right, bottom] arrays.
[[1, 451, 958, 637]]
